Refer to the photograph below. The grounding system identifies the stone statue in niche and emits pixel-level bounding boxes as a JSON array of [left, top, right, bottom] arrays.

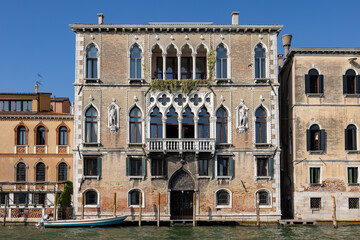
[[236, 99, 249, 133], [109, 105, 117, 127], [107, 99, 119, 132]]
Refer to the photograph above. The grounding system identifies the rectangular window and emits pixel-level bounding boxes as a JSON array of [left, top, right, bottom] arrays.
[[257, 158, 268, 176], [348, 167, 358, 184], [0, 193, 9, 204], [33, 193, 46, 205], [196, 57, 206, 79], [310, 197, 321, 209], [199, 159, 209, 176], [4, 101, 9, 111], [310, 167, 321, 184], [217, 157, 229, 176], [14, 193, 28, 205], [349, 198, 359, 209], [151, 158, 164, 176], [84, 157, 98, 176], [130, 158, 143, 176]]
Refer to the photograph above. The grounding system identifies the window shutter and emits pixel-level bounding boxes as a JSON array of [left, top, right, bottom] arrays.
[[209, 157, 213, 179], [356, 75, 360, 94], [343, 75, 347, 94], [320, 129, 326, 151], [97, 157, 102, 177], [126, 157, 130, 176], [229, 157, 234, 179], [142, 157, 146, 177], [268, 157, 274, 178], [305, 75, 310, 93], [218, 158, 223, 176], [318, 75, 324, 94], [345, 128, 349, 150], [306, 129, 311, 151]]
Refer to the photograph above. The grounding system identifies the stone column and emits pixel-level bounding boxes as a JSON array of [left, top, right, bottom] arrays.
[[177, 53, 181, 80], [178, 118, 182, 138], [162, 54, 167, 80], [210, 116, 217, 139], [194, 117, 199, 138], [162, 117, 167, 138], [192, 53, 197, 80]]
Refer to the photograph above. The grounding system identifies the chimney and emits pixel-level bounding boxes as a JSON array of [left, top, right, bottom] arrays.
[[35, 82, 39, 93], [281, 34, 292, 59], [97, 13, 104, 24], [278, 54, 283, 68], [231, 12, 239, 25]]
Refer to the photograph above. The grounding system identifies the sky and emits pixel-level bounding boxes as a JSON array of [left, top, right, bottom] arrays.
[[1, 0, 359, 103]]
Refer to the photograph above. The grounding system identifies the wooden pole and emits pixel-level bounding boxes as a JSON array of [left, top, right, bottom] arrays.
[[113, 193, 116, 217], [54, 192, 57, 221], [193, 192, 196, 227], [139, 191, 142, 227], [81, 192, 84, 220], [256, 193, 260, 227], [157, 193, 160, 227], [331, 195, 338, 228], [3, 195, 7, 226]]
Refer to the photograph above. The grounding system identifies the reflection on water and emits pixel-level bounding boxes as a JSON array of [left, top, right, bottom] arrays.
[[0, 225, 359, 240]]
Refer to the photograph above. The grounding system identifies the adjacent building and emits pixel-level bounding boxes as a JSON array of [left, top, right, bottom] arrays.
[[280, 36, 360, 220], [0, 90, 73, 220], [70, 13, 282, 222]]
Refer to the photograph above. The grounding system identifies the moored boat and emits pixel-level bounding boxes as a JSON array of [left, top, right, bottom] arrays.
[[43, 215, 127, 228]]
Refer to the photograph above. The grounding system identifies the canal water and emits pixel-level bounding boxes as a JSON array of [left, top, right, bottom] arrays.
[[0, 225, 359, 239]]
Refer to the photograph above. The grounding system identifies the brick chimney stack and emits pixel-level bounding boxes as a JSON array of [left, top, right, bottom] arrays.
[[231, 12, 239, 25], [97, 13, 104, 24]]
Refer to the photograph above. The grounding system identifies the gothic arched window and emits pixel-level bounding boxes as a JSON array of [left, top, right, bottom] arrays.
[[130, 44, 142, 79], [216, 44, 227, 79], [86, 44, 98, 78]]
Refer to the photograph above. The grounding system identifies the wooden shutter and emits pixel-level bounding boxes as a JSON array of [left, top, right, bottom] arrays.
[[229, 157, 234, 179], [268, 157, 274, 178], [320, 130, 326, 151], [343, 75, 347, 94], [306, 129, 311, 151], [318, 75, 324, 94], [305, 75, 310, 93], [97, 157, 102, 177], [142, 157, 146, 177], [356, 75, 360, 94], [126, 157, 130, 176], [345, 128, 349, 150]]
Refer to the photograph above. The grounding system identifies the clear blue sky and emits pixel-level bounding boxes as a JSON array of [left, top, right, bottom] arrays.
[[1, 0, 359, 102]]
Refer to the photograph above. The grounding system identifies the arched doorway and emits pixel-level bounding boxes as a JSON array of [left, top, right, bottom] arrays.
[[169, 169, 194, 220]]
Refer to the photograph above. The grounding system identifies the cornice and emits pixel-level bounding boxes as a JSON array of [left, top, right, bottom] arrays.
[[0, 115, 73, 120]]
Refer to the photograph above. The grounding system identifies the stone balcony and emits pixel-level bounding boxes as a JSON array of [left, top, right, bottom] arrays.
[[146, 138, 215, 154]]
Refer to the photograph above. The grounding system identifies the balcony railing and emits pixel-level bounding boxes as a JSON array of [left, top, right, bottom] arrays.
[[146, 138, 215, 154]]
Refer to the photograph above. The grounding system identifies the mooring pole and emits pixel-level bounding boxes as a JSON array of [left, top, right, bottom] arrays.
[[3, 195, 7, 226], [113, 192, 117, 217], [256, 193, 260, 227], [331, 195, 338, 228], [54, 192, 57, 221], [139, 191, 142, 227], [81, 192, 84, 220], [193, 192, 196, 227], [157, 193, 160, 227]]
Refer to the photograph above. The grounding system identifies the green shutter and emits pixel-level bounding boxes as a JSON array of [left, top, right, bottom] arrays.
[[343, 75, 347, 94], [305, 74, 310, 93], [97, 157, 102, 177], [306, 129, 311, 151], [310, 168, 314, 184], [218, 157, 223, 176], [229, 157, 234, 179], [356, 75, 360, 94], [316, 168, 320, 184], [318, 75, 324, 94], [126, 157, 130, 176], [142, 157, 146, 177], [355, 168, 358, 184], [345, 129, 349, 150], [209, 157, 213, 179], [320, 130, 326, 151]]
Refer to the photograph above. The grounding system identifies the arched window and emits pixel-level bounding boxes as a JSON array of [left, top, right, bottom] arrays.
[[128, 189, 144, 207], [150, 107, 162, 138], [36, 163, 45, 182], [257, 190, 271, 206], [305, 69, 324, 94], [59, 126, 68, 145], [255, 43, 265, 78], [182, 107, 194, 138], [86, 44, 98, 78], [216, 107, 228, 143], [58, 163, 67, 181], [85, 190, 98, 205], [130, 44, 142, 79], [307, 124, 325, 151], [85, 107, 98, 143], [36, 126, 46, 145], [130, 107, 142, 143], [255, 107, 267, 143], [346, 124, 357, 150], [17, 126, 26, 145], [343, 69, 358, 94], [166, 107, 178, 138], [198, 107, 210, 138], [16, 162, 26, 182], [216, 44, 227, 79], [216, 189, 231, 207]]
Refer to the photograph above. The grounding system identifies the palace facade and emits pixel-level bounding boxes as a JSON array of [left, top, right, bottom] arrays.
[[70, 13, 282, 222]]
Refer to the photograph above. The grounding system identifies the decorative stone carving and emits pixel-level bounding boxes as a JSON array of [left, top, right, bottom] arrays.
[[236, 99, 249, 133], [170, 170, 194, 190], [107, 99, 120, 132]]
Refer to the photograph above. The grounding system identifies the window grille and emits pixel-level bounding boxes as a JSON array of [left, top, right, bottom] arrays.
[[310, 197, 321, 209], [349, 198, 359, 209]]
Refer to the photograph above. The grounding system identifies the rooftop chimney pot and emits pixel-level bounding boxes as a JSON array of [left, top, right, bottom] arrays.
[[281, 34, 292, 59], [97, 13, 104, 24], [231, 12, 239, 25]]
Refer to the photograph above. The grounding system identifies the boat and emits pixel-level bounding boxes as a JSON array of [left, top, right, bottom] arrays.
[[43, 215, 127, 228]]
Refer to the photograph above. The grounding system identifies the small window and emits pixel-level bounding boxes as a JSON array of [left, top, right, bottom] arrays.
[[33, 193, 46, 205], [199, 158, 209, 176], [257, 190, 270, 206], [16, 162, 26, 182], [0, 193, 9, 204], [129, 107, 142, 143], [58, 163, 68, 181], [84, 157, 100, 176], [36, 163, 45, 182], [255, 107, 267, 144], [128, 158, 143, 176], [307, 124, 325, 151], [345, 125, 357, 150], [217, 156, 233, 177], [343, 69, 359, 94], [85, 107, 98, 143], [255, 43, 266, 79], [310, 197, 321, 209], [36, 126, 46, 145], [305, 69, 323, 94], [216, 190, 230, 207], [59, 126, 68, 145], [17, 126, 26, 145], [216, 44, 227, 79], [349, 198, 359, 209], [151, 158, 164, 176], [257, 158, 269, 176], [128, 189, 144, 207], [85, 190, 98, 205], [130, 44, 142, 79], [216, 107, 228, 143], [310, 167, 321, 185], [14, 193, 28, 205], [86, 44, 98, 79], [348, 167, 358, 184]]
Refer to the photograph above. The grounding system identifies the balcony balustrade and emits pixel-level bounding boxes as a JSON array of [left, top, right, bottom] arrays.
[[146, 138, 215, 154]]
